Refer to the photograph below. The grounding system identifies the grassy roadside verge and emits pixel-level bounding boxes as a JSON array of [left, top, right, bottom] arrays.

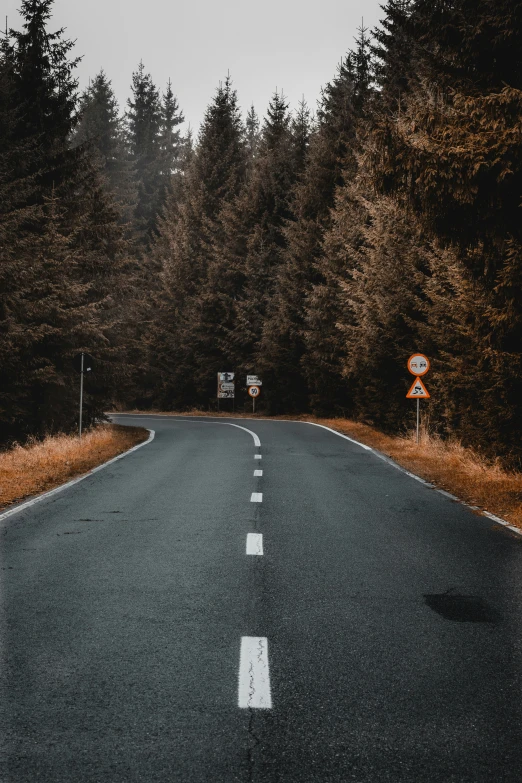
[[119, 409, 522, 530], [0, 424, 149, 512]]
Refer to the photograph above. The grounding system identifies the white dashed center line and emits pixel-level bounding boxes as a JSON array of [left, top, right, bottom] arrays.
[[254, 454, 262, 460], [254, 469, 263, 477], [246, 533, 263, 555], [250, 492, 263, 503], [238, 637, 272, 709]]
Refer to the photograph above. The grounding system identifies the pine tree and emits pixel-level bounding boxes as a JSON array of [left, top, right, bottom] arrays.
[[363, 0, 522, 464], [73, 70, 137, 229], [255, 37, 373, 414], [371, 0, 413, 108], [301, 28, 375, 414], [126, 61, 162, 242], [253, 97, 313, 411], [223, 90, 300, 410], [158, 79, 184, 200], [0, 0, 127, 441], [148, 76, 246, 408], [245, 103, 260, 172]]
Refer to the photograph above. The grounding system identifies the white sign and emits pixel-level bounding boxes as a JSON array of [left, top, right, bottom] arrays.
[[248, 385, 260, 397], [218, 390, 235, 399], [219, 372, 235, 382], [219, 383, 235, 391], [247, 375, 262, 386], [407, 354, 430, 376]]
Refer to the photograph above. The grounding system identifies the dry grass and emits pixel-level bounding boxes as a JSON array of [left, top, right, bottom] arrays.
[[0, 424, 149, 511], [118, 409, 522, 529]]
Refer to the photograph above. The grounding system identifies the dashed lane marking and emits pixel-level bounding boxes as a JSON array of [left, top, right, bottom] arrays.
[[251, 493, 263, 503], [238, 637, 272, 709], [246, 533, 263, 555], [109, 415, 522, 537], [254, 469, 263, 477]]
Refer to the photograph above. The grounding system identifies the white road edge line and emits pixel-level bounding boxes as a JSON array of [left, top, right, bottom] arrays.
[[238, 637, 272, 709], [0, 429, 156, 524], [254, 469, 263, 477], [303, 421, 372, 451], [111, 415, 522, 536], [251, 493, 263, 503], [246, 533, 263, 555]]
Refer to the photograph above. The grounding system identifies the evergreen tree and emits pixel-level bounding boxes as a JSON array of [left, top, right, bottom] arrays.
[[158, 78, 184, 200], [0, 0, 127, 441], [148, 76, 246, 408], [73, 70, 136, 229], [127, 61, 162, 241], [371, 0, 413, 107], [245, 103, 260, 172], [223, 90, 299, 410]]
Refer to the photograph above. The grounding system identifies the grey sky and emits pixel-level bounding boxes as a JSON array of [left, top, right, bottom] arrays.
[[4, 0, 385, 133]]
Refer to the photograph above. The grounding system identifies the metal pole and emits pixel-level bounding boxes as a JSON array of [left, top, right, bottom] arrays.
[[253, 396, 255, 414], [416, 398, 420, 445], [79, 352, 84, 438]]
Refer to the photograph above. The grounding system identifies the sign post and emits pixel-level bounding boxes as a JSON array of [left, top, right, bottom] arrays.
[[73, 353, 94, 438], [406, 354, 430, 445], [248, 385, 260, 413], [247, 375, 262, 414], [217, 372, 235, 411]]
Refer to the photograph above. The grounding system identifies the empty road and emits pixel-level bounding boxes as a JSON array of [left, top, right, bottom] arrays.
[[1, 413, 522, 782]]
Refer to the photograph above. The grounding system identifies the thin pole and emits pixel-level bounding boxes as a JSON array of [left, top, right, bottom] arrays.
[[253, 396, 256, 414], [416, 398, 420, 445], [79, 352, 84, 438]]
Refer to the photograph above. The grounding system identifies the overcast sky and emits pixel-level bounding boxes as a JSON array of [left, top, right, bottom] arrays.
[[4, 0, 385, 134]]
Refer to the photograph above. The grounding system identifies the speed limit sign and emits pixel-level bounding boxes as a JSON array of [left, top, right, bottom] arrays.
[[248, 385, 260, 398]]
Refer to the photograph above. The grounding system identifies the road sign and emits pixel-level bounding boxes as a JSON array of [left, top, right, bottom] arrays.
[[247, 375, 262, 386], [219, 382, 235, 391], [407, 354, 430, 376], [218, 390, 235, 399], [73, 353, 94, 373], [218, 372, 235, 382], [406, 377, 430, 399], [248, 385, 260, 398]]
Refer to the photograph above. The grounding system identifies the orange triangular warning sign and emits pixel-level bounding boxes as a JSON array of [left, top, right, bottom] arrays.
[[406, 376, 430, 398]]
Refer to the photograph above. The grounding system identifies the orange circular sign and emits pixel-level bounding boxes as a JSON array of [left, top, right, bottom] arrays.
[[248, 385, 260, 397], [407, 354, 430, 376]]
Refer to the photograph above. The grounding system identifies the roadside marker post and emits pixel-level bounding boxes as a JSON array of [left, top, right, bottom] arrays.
[[80, 353, 84, 437], [406, 355, 430, 445]]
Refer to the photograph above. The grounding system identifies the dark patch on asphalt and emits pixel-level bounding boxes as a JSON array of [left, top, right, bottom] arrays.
[[424, 590, 500, 623]]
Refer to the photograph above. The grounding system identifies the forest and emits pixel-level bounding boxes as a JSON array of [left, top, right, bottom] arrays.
[[1, 0, 522, 466]]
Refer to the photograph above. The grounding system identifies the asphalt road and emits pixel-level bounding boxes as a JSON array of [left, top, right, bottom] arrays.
[[2, 413, 522, 782]]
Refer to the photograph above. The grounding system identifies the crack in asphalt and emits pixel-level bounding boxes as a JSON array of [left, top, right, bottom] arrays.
[[247, 708, 261, 783], [246, 639, 267, 780]]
